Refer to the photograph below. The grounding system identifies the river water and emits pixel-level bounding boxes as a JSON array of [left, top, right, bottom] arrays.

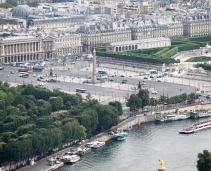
[[57, 118, 211, 171]]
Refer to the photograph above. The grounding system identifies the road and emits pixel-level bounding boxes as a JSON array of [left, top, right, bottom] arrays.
[[0, 59, 197, 100]]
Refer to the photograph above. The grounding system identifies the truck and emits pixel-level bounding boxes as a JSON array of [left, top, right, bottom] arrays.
[[187, 99, 195, 105]]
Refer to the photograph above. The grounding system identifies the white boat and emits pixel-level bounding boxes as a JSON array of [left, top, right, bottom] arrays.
[[179, 119, 211, 134], [198, 110, 211, 118], [92, 141, 105, 149], [155, 116, 166, 122], [61, 154, 80, 164], [165, 114, 189, 121], [66, 155, 80, 164], [85, 141, 96, 148]]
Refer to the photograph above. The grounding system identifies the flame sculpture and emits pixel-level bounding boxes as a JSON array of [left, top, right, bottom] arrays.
[[158, 159, 165, 169]]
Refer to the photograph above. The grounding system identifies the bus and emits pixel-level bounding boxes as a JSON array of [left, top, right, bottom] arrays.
[[18, 68, 33, 73], [98, 70, 107, 75], [76, 88, 86, 93], [33, 67, 43, 72]]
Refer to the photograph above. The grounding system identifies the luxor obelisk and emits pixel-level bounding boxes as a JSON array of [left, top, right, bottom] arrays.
[[92, 48, 97, 84]]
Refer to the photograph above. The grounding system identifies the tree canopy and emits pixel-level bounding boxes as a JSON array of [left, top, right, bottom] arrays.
[[0, 82, 121, 168], [197, 150, 211, 171]]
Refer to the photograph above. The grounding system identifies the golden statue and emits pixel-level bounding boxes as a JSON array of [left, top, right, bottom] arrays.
[[158, 159, 165, 169]]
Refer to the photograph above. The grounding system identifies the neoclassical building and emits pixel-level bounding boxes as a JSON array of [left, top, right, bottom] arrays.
[[106, 37, 171, 52], [0, 34, 82, 64], [80, 28, 132, 51], [131, 23, 183, 40], [182, 18, 211, 37]]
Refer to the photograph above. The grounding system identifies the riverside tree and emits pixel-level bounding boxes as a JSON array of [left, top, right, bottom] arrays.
[[137, 88, 150, 111], [197, 150, 211, 171], [126, 94, 142, 112]]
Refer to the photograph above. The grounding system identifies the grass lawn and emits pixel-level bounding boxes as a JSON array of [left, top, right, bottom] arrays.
[[185, 56, 211, 62]]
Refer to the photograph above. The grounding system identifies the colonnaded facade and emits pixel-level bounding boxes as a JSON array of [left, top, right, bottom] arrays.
[[0, 34, 82, 64], [106, 37, 171, 52]]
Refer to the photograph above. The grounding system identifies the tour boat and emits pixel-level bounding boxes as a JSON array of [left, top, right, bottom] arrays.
[[155, 116, 166, 122], [164, 114, 189, 121], [76, 146, 91, 156], [114, 132, 127, 141], [92, 141, 105, 149], [198, 109, 211, 118], [179, 119, 211, 134]]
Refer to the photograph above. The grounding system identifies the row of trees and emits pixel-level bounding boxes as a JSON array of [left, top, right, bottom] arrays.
[[126, 88, 199, 112], [0, 82, 122, 168], [195, 63, 211, 71]]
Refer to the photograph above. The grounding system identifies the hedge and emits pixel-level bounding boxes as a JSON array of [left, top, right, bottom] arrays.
[[96, 51, 178, 64], [154, 48, 170, 56], [95, 35, 211, 65], [160, 47, 178, 58], [195, 63, 211, 71]]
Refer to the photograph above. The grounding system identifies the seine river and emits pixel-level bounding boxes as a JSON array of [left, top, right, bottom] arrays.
[[57, 118, 211, 171]]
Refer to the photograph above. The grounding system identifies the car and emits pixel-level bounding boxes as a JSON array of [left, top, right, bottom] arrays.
[[167, 104, 172, 107], [157, 80, 161, 82], [111, 75, 115, 77], [33, 74, 36, 77], [11, 71, 14, 74], [150, 76, 153, 78], [70, 61, 75, 64], [144, 108, 148, 112], [39, 83, 44, 86], [120, 75, 125, 77], [108, 131, 115, 135], [122, 81, 126, 84], [110, 79, 114, 82], [129, 75, 132, 77], [142, 82, 146, 85], [163, 103, 167, 105], [142, 80, 146, 82], [144, 77, 148, 79], [152, 90, 158, 94]]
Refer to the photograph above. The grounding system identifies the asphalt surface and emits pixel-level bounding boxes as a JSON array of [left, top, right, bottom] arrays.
[[0, 59, 196, 100]]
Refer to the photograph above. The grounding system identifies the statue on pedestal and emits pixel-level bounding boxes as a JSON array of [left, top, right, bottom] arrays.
[[138, 80, 142, 89], [50, 68, 53, 77], [158, 159, 165, 171]]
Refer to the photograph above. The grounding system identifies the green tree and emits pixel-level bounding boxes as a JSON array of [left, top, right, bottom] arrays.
[[197, 150, 211, 171], [0, 100, 5, 110], [174, 95, 181, 103], [6, 106, 19, 115], [126, 94, 142, 112], [49, 97, 63, 111], [17, 104, 26, 113], [159, 95, 167, 104], [109, 101, 123, 115], [180, 93, 188, 102], [6, 0, 17, 6], [137, 89, 150, 110]]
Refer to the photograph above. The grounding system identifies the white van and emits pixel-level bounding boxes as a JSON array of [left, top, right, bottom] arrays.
[[152, 90, 158, 94]]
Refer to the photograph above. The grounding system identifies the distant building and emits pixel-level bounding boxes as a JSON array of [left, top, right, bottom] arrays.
[[0, 0, 6, 4], [106, 37, 171, 52], [0, 33, 82, 64]]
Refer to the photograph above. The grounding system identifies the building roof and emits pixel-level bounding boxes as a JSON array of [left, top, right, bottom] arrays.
[[0, 19, 18, 25]]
